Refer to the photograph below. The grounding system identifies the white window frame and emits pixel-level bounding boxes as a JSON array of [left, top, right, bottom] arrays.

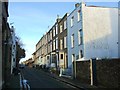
[[53, 27, 55, 37], [56, 37, 58, 49], [64, 20, 67, 30], [71, 34, 74, 48], [53, 39, 55, 50], [64, 36, 67, 48], [60, 25, 63, 33], [77, 10, 80, 21], [71, 16, 74, 27], [56, 24, 58, 34], [50, 31, 52, 40]]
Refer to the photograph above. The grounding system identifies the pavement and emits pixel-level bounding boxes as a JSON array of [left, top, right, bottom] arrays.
[[2, 73, 20, 89], [50, 74, 97, 89], [40, 69, 98, 90]]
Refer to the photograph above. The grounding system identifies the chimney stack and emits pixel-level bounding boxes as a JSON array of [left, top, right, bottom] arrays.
[[56, 14, 61, 22], [57, 14, 59, 19], [75, 3, 80, 8]]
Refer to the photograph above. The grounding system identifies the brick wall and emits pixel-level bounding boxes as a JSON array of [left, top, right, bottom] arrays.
[[96, 59, 120, 88], [76, 59, 120, 88], [76, 60, 91, 84]]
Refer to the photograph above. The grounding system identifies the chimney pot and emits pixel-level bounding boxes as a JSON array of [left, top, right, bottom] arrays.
[[75, 3, 80, 8]]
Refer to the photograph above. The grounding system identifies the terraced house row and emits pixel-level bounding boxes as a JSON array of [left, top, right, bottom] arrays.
[[32, 2, 119, 77], [33, 13, 68, 71]]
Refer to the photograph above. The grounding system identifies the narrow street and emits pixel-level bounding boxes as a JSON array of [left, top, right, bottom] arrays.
[[1, 2, 119, 89], [21, 66, 79, 89]]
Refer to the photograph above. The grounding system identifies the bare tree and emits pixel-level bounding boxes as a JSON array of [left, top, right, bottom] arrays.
[[15, 36, 25, 49]]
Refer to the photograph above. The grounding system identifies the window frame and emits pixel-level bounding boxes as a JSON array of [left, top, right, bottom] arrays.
[[64, 20, 67, 30], [71, 16, 74, 27], [77, 10, 80, 22], [56, 37, 58, 49], [64, 36, 67, 48], [53, 39, 56, 50], [71, 34, 74, 48], [60, 39, 63, 50], [53, 27, 55, 37], [60, 25, 63, 33], [78, 29, 83, 45], [56, 24, 58, 35]]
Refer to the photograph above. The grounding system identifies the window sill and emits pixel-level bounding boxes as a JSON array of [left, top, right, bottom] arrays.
[[71, 47, 74, 49], [78, 44, 83, 46], [60, 32, 63, 33], [77, 20, 82, 23], [77, 20, 80, 23], [64, 28, 67, 30], [71, 25, 74, 28]]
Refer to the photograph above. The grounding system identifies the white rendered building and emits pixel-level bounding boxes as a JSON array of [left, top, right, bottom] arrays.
[[67, 2, 119, 75], [10, 26, 17, 74]]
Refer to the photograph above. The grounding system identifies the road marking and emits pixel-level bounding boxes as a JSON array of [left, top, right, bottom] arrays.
[[20, 71, 31, 90], [26, 83, 30, 90], [19, 73, 23, 90]]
